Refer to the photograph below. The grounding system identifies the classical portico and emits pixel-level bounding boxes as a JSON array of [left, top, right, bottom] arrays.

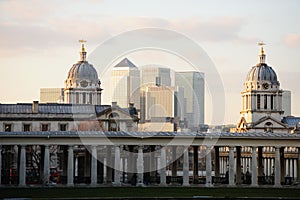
[[0, 131, 299, 187]]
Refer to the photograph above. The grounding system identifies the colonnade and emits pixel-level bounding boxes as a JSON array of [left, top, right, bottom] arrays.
[[0, 145, 300, 187]]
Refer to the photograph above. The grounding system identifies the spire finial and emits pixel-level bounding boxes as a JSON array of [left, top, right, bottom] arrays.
[[79, 39, 87, 52], [79, 39, 87, 61], [258, 42, 266, 64]]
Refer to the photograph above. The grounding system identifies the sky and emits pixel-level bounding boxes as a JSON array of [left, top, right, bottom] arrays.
[[0, 0, 300, 125]]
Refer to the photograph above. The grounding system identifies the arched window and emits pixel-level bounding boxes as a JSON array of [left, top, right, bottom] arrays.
[[108, 112, 120, 131], [264, 122, 273, 133]]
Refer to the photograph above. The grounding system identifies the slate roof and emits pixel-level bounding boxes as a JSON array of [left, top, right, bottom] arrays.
[[282, 116, 300, 127], [0, 103, 111, 114], [0, 131, 299, 139]]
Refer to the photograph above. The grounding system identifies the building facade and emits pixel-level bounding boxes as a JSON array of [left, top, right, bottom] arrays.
[[40, 88, 64, 103], [140, 66, 171, 87], [111, 58, 140, 109], [175, 71, 205, 129], [237, 44, 290, 133]]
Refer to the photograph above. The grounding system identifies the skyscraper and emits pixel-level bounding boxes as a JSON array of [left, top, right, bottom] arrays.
[[140, 66, 171, 87], [40, 88, 64, 103], [282, 90, 291, 116], [111, 58, 140, 109], [140, 66, 172, 123], [175, 71, 205, 129]]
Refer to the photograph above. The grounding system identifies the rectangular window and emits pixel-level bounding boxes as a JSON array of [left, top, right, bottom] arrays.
[[257, 95, 260, 109], [23, 124, 31, 132], [89, 93, 93, 104], [271, 95, 274, 110], [59, 124, 67, 131], [264, 94, 267, 109], [76, 93, 79, 104], [83, 93, 86, 104], [4, 124, 12, 132], [41, 124, 49, 131]]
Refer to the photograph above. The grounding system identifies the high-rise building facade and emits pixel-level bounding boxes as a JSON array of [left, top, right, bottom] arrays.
[[175, 71, 205, 129], [111, 58, 140, 109], [282, 90, 291, 117], [40, 88, 64, 103], [140, 66, 172, 123], [140, 66, 171, 87]]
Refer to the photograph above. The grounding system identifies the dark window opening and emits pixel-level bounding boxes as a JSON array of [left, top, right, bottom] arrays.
[[60, 124, 67, 131], [271, 95, 274, 110], [76, 93, 79, 104], [23, 124, 31, 132], [41, 124, 49, 131], [264, 94, 267, 109], [83, 93, 86, 104], [257, 95, 261, 109], [108, 112, 120, 131], [264, 122, 273, 133], [4, 124, 12, 132]]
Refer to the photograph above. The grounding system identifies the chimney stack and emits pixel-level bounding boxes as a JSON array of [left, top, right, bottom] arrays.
[[32, 101, 39, 113]]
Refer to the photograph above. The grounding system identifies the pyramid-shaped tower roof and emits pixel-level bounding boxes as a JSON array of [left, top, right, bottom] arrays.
[[114, 58, 137, 68]]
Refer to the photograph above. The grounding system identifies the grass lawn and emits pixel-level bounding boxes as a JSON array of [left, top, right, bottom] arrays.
[[1, 187, 300, 199]]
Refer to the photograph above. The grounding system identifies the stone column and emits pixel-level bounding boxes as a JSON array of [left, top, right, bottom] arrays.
[[193, 146, 199, 184], [206, 146, 212, 187], [236, 146, 242, 185], [229, 146, 235, 186], [183, 146, 190, 186], [251, 146, 258, 186], [114, 145, 121, 186], [214, 146, 220, 177], [160, 146, 167, 186], [137, 145, 144, 186], [171, 146, 177, 184], [106, 146, 112, 184], [19, 145, 26, 186], [43, 145, 50, 185], [274, 146, 281, 187], [67, 145, 74, 186], [91, 145, 97, 186]]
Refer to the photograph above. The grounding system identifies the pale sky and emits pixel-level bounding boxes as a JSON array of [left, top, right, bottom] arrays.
[[1, 0, 300, 125]]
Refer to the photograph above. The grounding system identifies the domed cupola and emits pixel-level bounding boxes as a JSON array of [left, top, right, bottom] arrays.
[[237, 43, 284, 133], [65, 40, 100, 88], [64, 40, 102, 105], [244, 42, 280, 91]]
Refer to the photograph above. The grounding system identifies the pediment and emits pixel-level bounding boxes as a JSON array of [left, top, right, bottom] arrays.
[[252, 116, 288, 129]]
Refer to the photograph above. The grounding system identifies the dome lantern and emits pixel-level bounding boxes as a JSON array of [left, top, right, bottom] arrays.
[[258, 42, 266, 64], [79, 39, 87, 61], [245, 43, 279, 86]]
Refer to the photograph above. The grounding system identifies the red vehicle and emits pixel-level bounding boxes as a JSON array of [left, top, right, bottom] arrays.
[[50, 167, 59, 183]]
